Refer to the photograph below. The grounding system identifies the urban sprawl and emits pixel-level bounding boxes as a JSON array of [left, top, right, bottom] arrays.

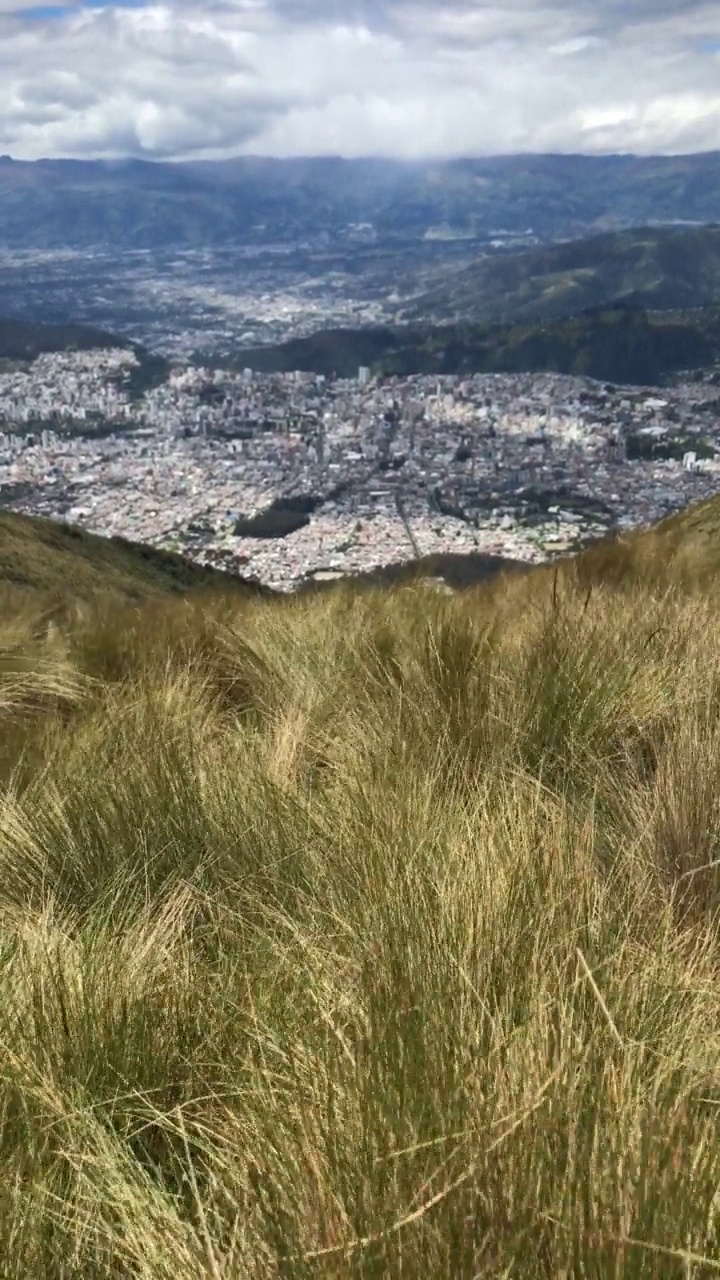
[[1, 347, 720, 590]]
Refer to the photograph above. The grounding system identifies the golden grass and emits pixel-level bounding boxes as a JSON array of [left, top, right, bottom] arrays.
[[2, 535, 720, 1275], [0, 509, 265, 603]]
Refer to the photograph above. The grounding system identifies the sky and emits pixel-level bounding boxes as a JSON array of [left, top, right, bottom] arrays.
[[1, 0, 719, 161]]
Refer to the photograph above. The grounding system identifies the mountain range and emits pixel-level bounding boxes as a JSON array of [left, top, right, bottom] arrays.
[[5, 216, 720, 388], [1, 152, 720, 250]]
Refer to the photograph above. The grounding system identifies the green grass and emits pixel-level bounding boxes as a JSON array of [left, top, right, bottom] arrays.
[[2, 503, 720, 1275]]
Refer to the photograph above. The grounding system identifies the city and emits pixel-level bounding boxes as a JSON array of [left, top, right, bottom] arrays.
[[1, 343, 719, 589]]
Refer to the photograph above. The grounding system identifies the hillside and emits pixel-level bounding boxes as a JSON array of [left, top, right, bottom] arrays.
[[0, 316, 170, 398], [4, 483, 719, 617], [584, 489, 720, 582], [3, 495, 720, 1273], [0, 317, 124, 362], [230, 304, 720, 385], [0, 510, 267, 602], [1, 152, 720, 249], [402, 224, 720, 325]]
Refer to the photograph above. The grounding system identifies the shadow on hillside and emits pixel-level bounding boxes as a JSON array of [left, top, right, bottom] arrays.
[[298, 551, 532, 593]]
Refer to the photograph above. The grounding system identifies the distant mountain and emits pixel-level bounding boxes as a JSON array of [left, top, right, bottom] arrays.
[[402, 225, 720, 325], [0, 153, 719, 249], [227, 304, 720, 386]]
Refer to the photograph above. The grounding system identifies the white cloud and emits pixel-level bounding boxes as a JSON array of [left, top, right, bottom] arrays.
[[549, 37, 603, 56], [0, 0, 719, 159]]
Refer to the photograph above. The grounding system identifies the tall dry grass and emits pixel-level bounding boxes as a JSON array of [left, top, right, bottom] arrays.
[[1, 571, 720, 1276]]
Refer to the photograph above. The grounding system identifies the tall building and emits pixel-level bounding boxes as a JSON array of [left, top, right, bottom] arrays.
[[358, 366, 370, 386], [316, 423, 326, 465]]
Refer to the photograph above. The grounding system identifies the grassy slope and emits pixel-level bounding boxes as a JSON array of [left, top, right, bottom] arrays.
[[0, 509, 266, 605], [559, 490, 720, 593], [2, 483, 720, 603], [1, 482, 719, 607], [2, 497, 720, 1274], [648, 490, 720, 563]]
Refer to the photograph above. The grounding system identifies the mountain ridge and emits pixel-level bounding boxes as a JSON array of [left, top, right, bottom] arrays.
[[1, 152, 719, 248], [401, 224, 720, 325], [3, 489, 720, 605], [226, 303, 720, 386]]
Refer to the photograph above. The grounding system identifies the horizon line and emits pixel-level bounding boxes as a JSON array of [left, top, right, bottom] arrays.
[[3, 147, 720, 166]]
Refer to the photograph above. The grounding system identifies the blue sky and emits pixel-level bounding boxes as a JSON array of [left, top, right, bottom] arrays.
[[21, 5, 74, 14], [1, 0, 719, 162], [21, 0, 144, 16]]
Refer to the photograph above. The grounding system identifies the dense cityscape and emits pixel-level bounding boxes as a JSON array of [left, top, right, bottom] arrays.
[[1, 345, 720, 589]]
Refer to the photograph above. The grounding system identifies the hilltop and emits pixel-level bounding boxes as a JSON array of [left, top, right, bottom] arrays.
[[579, 488, 720, 586], [348, 492, 720, 594], [0, 317, 125, 363], [401, 224, 720, 326]]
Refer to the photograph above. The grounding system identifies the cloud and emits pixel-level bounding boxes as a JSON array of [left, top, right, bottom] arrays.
[[0, 0, 719, 160]]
